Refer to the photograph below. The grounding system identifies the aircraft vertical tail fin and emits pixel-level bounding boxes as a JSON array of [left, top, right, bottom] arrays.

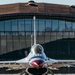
[[33, 16, 36, 45]]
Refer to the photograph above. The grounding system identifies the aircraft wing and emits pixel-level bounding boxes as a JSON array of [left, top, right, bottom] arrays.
[[47, 59, 75, 70], [0, 58, 29, 70]]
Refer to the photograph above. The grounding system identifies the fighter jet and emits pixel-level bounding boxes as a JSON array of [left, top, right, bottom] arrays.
[[0, 16, 75, 75]]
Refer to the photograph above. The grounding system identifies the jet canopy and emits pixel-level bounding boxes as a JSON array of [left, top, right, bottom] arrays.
[[31, 44, 44, 54], [34, 46, 42, 54]]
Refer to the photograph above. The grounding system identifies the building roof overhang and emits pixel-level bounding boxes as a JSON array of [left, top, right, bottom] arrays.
[[0, 2, 75, 15]]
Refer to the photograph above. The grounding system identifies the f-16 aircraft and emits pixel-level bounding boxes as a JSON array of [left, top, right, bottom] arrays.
[[0, 16, 75, 75]]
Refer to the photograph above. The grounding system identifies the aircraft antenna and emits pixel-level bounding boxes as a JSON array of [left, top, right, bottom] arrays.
[[33, 16, 36, 45]]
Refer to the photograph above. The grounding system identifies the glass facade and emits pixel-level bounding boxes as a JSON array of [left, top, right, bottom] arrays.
[[0, 17, 75, 59]]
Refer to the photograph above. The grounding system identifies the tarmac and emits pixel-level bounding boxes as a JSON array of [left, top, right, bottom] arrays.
[[0, 68, 75, 75]]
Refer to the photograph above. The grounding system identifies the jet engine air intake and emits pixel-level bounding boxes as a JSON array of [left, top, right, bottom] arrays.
[[26, 67, 48, 75]]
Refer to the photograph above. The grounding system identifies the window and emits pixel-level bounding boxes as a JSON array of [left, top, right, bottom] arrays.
[[38, 19, 45, 31], [25, 19, 32, 31], [18, 19, 25, 31], [5, 20, 11, 31], [65, 21, 72, 31], [0, 21, 5, 31], [59, 20, 65, 31], [45, 19, 52, 31], [12, 19, 18, 31], [73, 22, 75, 31], [52, 20, 59, 31]]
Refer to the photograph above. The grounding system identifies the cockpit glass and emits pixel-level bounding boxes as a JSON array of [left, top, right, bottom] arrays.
[[34, 46, 42, 54]]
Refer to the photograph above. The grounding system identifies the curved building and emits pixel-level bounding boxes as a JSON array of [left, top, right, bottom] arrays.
[[0, 1, 75, 60]]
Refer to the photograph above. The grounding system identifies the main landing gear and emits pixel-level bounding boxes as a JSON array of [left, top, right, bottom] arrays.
[[33, 69, 54, 75], [20, 69, 29, 75], [46, 69, 54, 75]]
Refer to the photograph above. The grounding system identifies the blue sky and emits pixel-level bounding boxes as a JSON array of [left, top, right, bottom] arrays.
[[0, 0, 75, 5]]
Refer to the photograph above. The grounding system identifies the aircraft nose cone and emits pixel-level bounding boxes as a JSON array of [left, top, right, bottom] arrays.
[[31, 60, 44, 68]]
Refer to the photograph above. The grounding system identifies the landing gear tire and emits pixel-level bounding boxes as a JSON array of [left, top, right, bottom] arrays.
[[48, 69, 54, 75], [50, 70, 54, 75], [20, 70, 29, 75]]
